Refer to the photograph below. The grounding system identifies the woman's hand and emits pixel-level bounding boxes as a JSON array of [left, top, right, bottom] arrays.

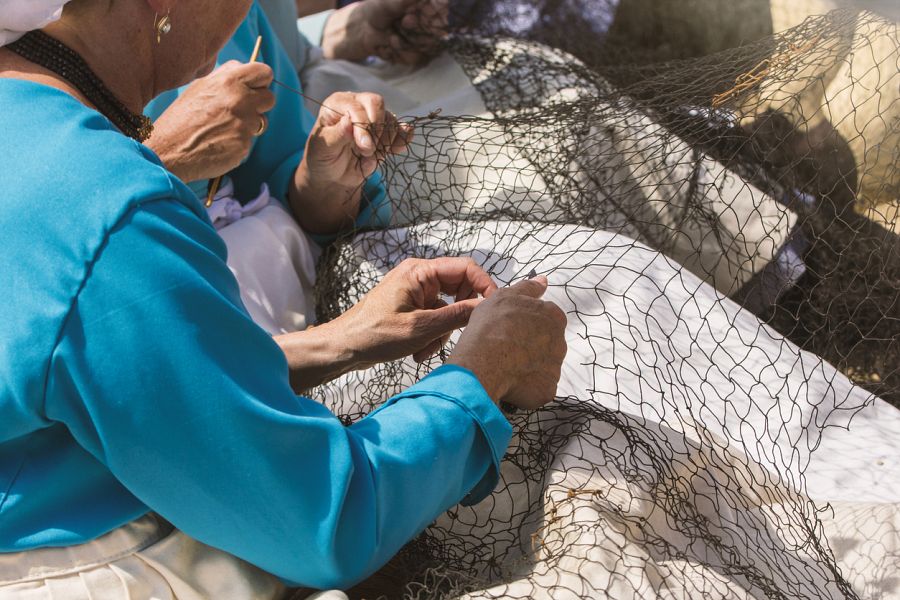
[[290, 91, 413, 234], [341, 257, 497, 364], [448, 276, 568, 409], [277, 257, 496, 391], [146, 61, 275, 183], [277, 263, 567, 409], [322, 0, 449, 65]]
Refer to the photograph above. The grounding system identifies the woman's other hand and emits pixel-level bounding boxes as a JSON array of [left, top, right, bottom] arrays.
[[277, 257, 496, 391], [448, 276, 568, 410], [322, 0, 449, 65], [290, 91, 413, 234], [146, 61, 275, 183]]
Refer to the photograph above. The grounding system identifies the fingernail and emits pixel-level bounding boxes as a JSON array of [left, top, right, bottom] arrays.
[[357, 131, 374, 152]]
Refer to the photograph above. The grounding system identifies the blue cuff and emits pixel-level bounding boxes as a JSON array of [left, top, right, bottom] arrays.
[[268, 149, 306, 209], [382, 364, 512, 505], [355, 172, 392, 230]]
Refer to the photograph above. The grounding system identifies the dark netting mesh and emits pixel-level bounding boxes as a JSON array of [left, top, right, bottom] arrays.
[[300, 2, 899, 598]]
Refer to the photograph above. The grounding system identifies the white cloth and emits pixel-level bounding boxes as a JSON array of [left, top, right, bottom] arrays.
[[217, 202, 320, 335], [0, 0, 71, 47], [302, 48, 487, 118], [315, 220, 900, 503], [206, 180, 272, 231], [0, 514, 284, 599]]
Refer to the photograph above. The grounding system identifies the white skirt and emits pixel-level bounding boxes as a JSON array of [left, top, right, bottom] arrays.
[[0, 514, 286, 600], [218, 203, 320, 336]]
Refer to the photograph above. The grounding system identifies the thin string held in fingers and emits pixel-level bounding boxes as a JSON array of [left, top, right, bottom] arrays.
[[272, 79, 346, 119], [271, 77, 396, 200], [272, 78, 441, 130]]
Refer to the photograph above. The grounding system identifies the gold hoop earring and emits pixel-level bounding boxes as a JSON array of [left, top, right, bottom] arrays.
[[154, 11, 172, 45]]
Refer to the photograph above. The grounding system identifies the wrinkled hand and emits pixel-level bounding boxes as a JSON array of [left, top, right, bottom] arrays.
[[339, 257, 498, 367], [301, 91, 412, 188], [147, 61, 275, 183], [277, 257, 494, 392], [322, 0, 449, 65], [448, 276, 568, 409], [292, 91, 412, 234]]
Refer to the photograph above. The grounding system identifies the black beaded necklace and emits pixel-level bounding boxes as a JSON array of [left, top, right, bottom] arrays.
[[7, 30, 153, 142]]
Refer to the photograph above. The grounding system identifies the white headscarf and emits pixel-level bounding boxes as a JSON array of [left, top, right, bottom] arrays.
[[0, 0, 72, 47]]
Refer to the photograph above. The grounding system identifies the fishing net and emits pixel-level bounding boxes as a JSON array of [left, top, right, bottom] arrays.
[[299, 2, 900, 598]]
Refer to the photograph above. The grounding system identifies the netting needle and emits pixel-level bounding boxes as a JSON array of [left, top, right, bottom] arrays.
[[206, 35, 263, 208]]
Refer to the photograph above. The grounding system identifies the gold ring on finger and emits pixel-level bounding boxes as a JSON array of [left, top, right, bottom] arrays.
[[254, 115, 268, 137]]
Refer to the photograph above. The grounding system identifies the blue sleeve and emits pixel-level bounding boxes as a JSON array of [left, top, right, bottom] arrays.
[[226, 3, 313, 203], [44, 200, 511, 588], [239, 5, 392, 233]]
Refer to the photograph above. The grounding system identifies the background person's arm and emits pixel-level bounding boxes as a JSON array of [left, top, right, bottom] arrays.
[[321, 0, 448, 64], [289, 90, 412, 235]]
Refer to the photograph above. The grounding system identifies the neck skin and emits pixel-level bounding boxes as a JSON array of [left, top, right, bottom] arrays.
[[0, 5, 158, 114]]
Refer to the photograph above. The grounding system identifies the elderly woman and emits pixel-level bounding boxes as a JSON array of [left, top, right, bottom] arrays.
[[0, 0, 568, 597]]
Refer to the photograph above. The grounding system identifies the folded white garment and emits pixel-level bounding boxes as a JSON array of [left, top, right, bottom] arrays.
[[217, 201, 321, 335]]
